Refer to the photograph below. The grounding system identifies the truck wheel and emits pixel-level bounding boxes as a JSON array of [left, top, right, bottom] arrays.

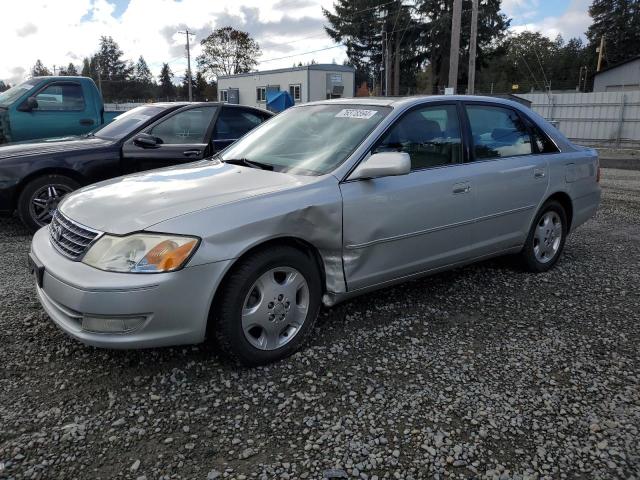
[[520, 200, 567, 272], [18, 175, 80, 232], [212, 245, 322, 366]]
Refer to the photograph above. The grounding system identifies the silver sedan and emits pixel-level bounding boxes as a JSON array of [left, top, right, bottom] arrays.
[[29, 96, 601, 365]]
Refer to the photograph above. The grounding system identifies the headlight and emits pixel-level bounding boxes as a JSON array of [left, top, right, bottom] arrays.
[[82, 233, 199, 273]]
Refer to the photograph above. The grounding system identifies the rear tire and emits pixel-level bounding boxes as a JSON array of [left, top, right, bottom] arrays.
[[520, 200, 567, 272], [18, 174, 79, 232], [212, 245, 322, 366]]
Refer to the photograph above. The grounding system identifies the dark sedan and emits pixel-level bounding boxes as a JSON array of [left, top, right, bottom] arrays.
[[0, 102, 273, 230]]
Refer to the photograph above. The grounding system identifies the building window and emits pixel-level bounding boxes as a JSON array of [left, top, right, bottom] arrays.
[[220, 90, 228, 102], [289, 84, 301, 101], [256, 86, 266, 102]]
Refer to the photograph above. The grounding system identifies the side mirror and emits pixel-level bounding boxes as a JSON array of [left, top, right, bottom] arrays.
[[133, 133, 161, 148], [18, 96, 39, 112], [349, 151, 411, 180]]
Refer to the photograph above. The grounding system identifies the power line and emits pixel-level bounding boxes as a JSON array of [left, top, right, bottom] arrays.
[[257, 44, 345, 64]]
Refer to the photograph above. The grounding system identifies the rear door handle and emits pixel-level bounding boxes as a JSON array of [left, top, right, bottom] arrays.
[[183, 149, 202, 157], [534, 168, 546, 178], [452, 182, 471, 194]]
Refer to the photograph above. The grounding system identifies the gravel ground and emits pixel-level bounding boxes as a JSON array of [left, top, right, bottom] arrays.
[[1, 169, 639, 480]]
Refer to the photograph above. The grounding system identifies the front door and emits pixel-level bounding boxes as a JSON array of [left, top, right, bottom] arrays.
[[11, 81, 90, 141], [461, 103, 550, 255], [340, 103, 478, 291], [122, 105, 218, 172]]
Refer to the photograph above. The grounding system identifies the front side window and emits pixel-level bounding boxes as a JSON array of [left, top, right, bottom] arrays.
[[0, 79, 40, 106], [374, 104, 463, 170], [214, 108, 264, 140], [33, 83, 85, 111], [147, 106, 217, 144], [256, 87, 266, 102], [466, 105, 532, 159], [221, 104, 391, 175], [289, 84, 301, 101]]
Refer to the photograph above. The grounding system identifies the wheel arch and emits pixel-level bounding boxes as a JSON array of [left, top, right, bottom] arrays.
[[14, 167, 86, 207], [206, 236, 328, 334], [543, 191, 574, 231]]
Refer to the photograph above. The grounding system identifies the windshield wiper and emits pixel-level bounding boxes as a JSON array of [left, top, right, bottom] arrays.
[[223, 158, 274, 171]]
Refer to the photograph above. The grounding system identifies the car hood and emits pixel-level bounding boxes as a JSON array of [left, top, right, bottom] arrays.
[[60, 160, 316, 234], [0, 136, 113, 160]]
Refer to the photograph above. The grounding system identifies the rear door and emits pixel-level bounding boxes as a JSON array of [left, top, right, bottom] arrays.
[[340, 102, 478, 291], [122, 105, 218, 171], [461, 102, 550, 255], [211, 106, 271, 153], [10, 81, 91, 140]]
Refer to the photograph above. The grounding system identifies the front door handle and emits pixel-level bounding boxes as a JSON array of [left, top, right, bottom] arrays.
[[452, 182, 471, 194], [183, 149, 202, 157], [534, 168, 546, 178], [79, 118, 95, 126]]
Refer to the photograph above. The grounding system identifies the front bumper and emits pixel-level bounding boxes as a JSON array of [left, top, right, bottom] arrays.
[[31, 227, 232, 349]]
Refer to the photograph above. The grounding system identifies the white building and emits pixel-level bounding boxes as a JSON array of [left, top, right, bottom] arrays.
[[217, 64, 356, 108]]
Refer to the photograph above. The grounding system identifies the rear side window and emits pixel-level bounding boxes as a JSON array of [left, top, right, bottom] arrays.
[[213, 108, 265, 140], [148, 106, 217, 144], [466, 105, 532, 160], [374, 104, 463, 170], [524, 117, 559, 154], [34, 83, 85, 111]]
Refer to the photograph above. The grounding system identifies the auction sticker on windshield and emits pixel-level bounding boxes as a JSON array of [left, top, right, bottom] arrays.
[[335, 109, 378, 119]]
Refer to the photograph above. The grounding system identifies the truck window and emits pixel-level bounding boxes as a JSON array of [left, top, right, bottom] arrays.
[[0, 79, 40, 107], [34, 83, 85, 111]]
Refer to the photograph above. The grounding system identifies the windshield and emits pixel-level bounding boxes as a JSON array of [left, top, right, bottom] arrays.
[[0, 79, 41, 107], [220, 104, 391, 175], [93, 105, 167, 139]]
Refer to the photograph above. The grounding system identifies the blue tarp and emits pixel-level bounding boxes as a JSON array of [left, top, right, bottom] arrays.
[[266, 91, 294, 113]]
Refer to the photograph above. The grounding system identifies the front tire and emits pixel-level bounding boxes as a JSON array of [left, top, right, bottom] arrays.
[[17, 174, 80, 232], [521, 200, 567, 272], [212, 245, 322, 366]]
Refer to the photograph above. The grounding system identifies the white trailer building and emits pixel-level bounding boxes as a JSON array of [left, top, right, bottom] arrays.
[[217, 64, 356, 108]]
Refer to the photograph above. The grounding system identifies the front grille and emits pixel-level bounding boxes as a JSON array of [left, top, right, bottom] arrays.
[[49, 211, 100, 260]]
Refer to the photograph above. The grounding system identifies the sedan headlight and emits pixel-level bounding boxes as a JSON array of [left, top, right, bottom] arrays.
[[82, 233, 199, 273]]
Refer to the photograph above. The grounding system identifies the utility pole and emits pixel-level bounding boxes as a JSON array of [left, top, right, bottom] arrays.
[[385, 31, 391, 96], [52, 65, 57, 75], [394, 32, 400, 95], [448, 0, 463, 93], [596, 36, 605, 72], [96, 59, 102, 95], [179, 28, 195, 101], [467, 0, 478, 94]]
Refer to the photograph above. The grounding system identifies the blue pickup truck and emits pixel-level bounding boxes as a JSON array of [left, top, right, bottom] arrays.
[[0, 76, 120, 144]]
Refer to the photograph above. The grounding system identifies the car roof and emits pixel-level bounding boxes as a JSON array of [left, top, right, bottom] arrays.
[[301, 95, 528, 110], [145, 102, 272, 115]]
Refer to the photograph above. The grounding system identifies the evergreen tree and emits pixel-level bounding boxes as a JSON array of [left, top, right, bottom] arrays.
[[134, 56, 153, 84], [95, 36, 132, 80], [66, 63, 78, 75], [158, 63, 175, 99], [31, 59, 52, 77], [0, 81, 9, 92], [586, 0, 640, 68], [414, 0, 509, 93], [195, 71, 209, 100]]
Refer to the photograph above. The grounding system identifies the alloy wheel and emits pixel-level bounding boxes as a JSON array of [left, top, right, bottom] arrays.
[[29, 183, 73, 227]]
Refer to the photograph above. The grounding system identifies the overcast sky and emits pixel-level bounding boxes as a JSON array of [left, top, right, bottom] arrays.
[[1, 0, 592, 85]]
